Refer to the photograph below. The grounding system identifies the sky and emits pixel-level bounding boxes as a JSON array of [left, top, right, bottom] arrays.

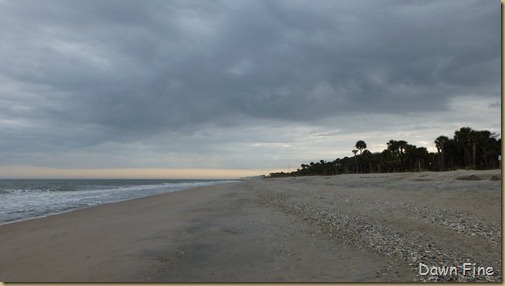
[[0, 0, 501, 179]]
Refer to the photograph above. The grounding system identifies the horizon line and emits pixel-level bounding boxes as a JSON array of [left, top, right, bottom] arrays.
[[0, 166, 279, 180]]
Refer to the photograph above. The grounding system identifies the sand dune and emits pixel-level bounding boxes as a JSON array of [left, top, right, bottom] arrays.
[[0, 169, 501, 282]]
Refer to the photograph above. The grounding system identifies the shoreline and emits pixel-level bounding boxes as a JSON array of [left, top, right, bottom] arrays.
[[0, 182, 245, 282], [0, 179, 237, 227], [0, 170, 501, 282]]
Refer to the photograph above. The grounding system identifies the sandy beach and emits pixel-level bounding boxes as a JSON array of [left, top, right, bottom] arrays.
[[0, 169, 501, 282]]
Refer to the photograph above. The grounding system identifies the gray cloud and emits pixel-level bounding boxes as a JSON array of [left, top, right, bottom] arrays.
[[0, 0, 500, 171]]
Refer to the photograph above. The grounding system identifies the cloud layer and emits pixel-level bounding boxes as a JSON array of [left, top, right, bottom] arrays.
[[0, 0, 500, 174]]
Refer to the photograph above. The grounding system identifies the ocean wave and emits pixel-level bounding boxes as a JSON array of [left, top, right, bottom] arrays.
[[0, 179, 236, 226]]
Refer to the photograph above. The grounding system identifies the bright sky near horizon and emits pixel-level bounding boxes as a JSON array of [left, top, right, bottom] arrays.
[[0, 0, 501, 179]]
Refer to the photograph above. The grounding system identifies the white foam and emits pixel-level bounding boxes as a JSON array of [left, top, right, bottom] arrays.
[[0, 180, 236, 225]]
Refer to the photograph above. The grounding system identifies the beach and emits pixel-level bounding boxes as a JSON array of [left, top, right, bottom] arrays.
[[0, 170, 501, 282]]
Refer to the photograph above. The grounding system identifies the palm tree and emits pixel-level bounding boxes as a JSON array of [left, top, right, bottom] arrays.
[[381, 149, 398, 172], [468, 130, 484, 169], [482, 133, 500, 169], [387, 139, 408, 171], [319, 160, 326, 175], [355, 140, 367, 155], [398, 140, 408, 155], [352, 149, 359, 173], [443, 139, 458, 170], [387, 140, 400, 154], [405, 145, 429, 172], [434, 135, 449, 171], [300, 164, 308, 176], [362, 149, 373, 173], [454, 127, 473, 168]]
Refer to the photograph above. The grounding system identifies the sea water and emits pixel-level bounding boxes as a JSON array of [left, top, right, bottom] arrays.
[[0, 179, 236, 225]]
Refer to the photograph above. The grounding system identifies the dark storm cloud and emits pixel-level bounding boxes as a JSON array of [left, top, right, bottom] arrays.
[[0, 0, 500, 160]]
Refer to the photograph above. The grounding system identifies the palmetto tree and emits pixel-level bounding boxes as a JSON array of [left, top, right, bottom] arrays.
[[352, 149, 359, 173], [454, 127, 473, 168], [267, 126, 500, 178], [387, 140, 400, 154], [435, 135, 449, 171], [387, 139, 408, 171], [355, 140, 367, 155]]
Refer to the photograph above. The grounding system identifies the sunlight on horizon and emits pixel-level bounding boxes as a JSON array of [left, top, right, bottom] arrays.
[[0, 166, 274, 179]]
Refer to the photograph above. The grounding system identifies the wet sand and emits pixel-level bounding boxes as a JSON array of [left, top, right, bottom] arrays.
[[0, 169, 501, 282]]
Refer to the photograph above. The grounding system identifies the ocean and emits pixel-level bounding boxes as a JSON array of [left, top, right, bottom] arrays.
[[0, 179, 236, 226]]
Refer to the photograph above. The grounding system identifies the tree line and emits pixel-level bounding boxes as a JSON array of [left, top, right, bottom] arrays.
[[268, 127, 501, 178]]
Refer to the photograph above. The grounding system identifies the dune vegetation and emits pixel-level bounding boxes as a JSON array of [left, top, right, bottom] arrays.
[[269, 127, 501, 178]]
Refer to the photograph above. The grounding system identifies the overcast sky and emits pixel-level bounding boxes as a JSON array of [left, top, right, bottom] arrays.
[[0, 0, 501, 178]]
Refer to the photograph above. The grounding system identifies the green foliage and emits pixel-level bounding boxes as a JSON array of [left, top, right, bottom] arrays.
[[266, 127, 501, 178], [355, 140, 367, 154]]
